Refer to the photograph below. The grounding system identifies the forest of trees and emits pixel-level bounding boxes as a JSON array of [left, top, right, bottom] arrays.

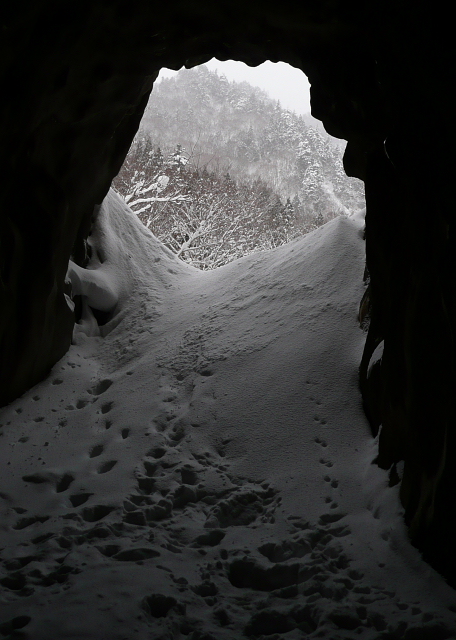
[[113, 65, 365, 269]]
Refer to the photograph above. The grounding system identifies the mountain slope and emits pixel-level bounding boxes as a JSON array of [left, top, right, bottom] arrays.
[[112, 66, 365, 270], [140, 65, 365, 221]]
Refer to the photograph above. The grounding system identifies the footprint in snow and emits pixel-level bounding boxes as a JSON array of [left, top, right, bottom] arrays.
[[89, 444, 104, 458], [21, 471, 74, 493], [100, 402, 113, 414], [319, 458, 333, 468], [97, 460, 117, 474], [88, 379, 113, 396]]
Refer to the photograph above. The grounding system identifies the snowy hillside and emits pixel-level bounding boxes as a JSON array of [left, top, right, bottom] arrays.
[[140, 65, 364, 220], [113, 65, 365, 257], [1, 191, 455, 639]]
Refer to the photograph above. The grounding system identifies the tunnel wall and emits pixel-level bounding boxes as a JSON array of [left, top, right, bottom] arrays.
[[1, 1, 454, 581]]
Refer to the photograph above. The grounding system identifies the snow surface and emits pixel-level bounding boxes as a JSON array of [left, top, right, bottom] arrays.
[[1, 190, 455, 639]]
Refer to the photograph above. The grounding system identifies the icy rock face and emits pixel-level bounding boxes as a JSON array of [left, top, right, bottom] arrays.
[[65, 189, 192, 338], [67, 262, 118, 314], [66, 259, 119, 338], [0, 1, 455, 581], [66, 259, 118, 337]]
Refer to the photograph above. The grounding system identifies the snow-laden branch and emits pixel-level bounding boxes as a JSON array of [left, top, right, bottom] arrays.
[[128, 194, 190, 208]]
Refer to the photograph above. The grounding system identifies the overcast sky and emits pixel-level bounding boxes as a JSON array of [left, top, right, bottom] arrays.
[[157, 59, 311, 115]]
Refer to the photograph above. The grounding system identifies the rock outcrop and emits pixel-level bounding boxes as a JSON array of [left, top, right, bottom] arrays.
[[1, 1, 454, 581]]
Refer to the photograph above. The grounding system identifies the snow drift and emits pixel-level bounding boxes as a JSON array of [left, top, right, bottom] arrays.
[[0, 190, 455, 639]]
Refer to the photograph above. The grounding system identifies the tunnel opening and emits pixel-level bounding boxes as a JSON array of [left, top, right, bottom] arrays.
[[111, 59, 365, 270]]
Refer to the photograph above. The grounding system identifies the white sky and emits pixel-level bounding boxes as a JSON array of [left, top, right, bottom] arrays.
[[157, 58, 311, 115]]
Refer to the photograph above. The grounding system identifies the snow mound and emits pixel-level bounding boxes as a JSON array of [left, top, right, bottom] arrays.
[[1, 190, 455, 639]]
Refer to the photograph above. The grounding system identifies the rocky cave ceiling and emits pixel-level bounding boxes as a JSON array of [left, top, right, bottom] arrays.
[[1, 1, 455, 583]]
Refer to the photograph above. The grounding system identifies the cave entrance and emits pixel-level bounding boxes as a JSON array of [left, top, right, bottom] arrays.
[[112, 59, 365, 270], [3, 0, 455, 590]]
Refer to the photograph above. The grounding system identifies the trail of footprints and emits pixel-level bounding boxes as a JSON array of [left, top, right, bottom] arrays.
[[1, 370, 455, 639], [16, 376, 121, 511], [315, 436, 339, 490], [1, 371, 126, 612]]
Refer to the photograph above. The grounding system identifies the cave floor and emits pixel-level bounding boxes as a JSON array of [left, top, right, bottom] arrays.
[[1, 192, 455, 639]]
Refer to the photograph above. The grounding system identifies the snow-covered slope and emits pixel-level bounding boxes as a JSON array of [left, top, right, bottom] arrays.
[[1, 191, 455, 639]]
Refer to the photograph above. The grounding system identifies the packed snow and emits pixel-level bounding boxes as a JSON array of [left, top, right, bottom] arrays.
[[1, 190, 455, 639]]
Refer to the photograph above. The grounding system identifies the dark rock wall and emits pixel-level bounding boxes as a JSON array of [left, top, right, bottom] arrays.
[[356, 6, 456, 578], [1, 2, 454, 580]]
